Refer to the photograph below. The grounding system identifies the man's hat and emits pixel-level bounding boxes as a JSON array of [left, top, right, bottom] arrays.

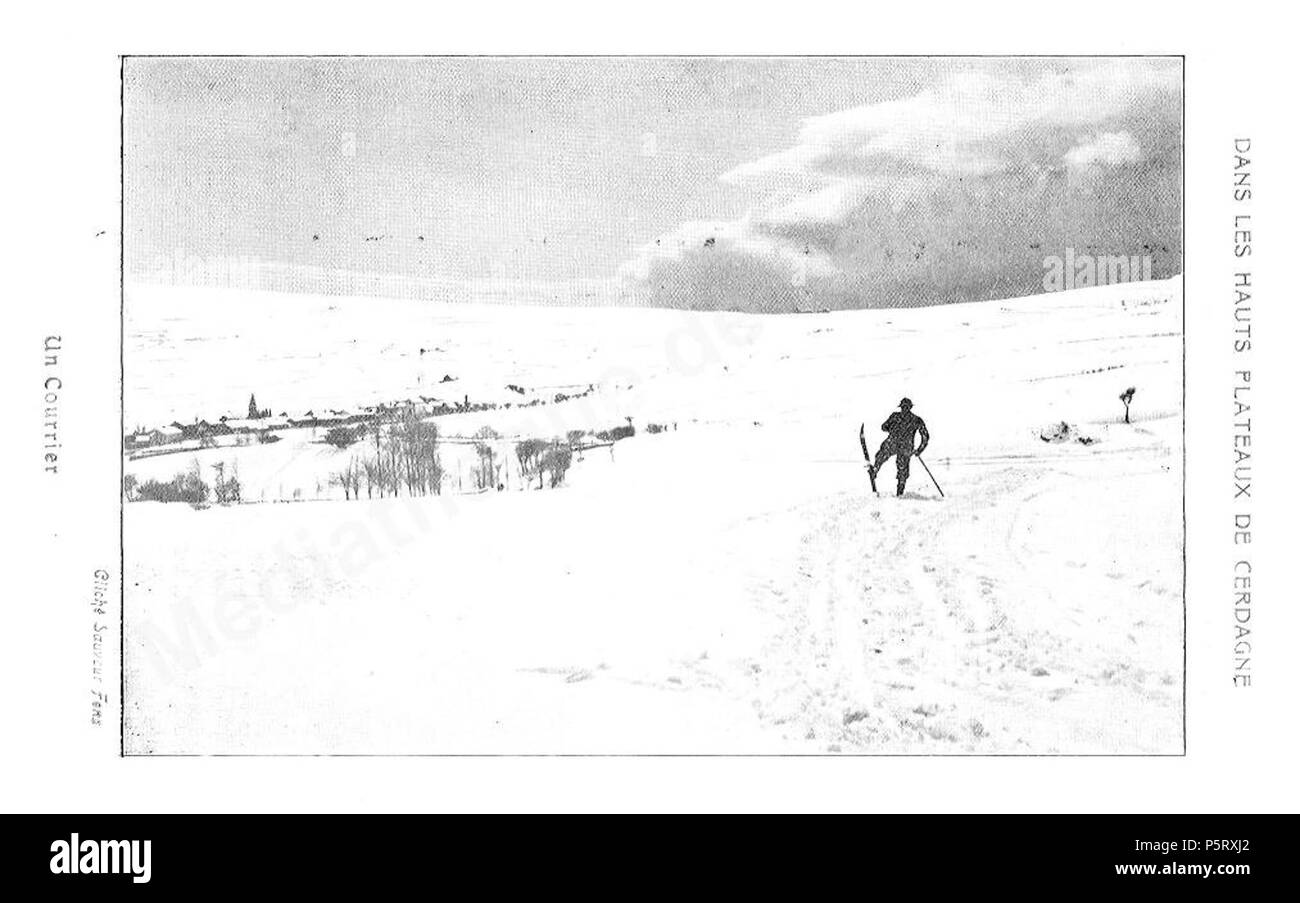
[[899, 397, 913, 409]]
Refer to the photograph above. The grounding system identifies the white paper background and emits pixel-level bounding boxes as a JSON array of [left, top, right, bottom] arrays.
[[4, 1, 1297, 812]]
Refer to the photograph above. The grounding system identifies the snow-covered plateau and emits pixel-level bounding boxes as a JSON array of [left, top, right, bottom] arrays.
[[124, 277, 1182, 753]]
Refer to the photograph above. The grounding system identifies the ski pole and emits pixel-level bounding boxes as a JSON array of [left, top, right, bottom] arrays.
[[916, 454, 944, 498]]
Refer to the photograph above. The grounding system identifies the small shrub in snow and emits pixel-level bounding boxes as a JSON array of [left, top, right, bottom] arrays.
[[134, 460, 210, 506], [211, 460, 241, 504], [1039, 422, 1098, 446], [595, 423, 635, 442]]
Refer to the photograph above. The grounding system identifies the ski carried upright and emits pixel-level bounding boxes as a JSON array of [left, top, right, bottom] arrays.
[[858, 423, 878, 496]]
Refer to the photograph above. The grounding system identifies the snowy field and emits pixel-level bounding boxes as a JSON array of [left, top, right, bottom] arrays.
[[124, 277, 1182, 754]]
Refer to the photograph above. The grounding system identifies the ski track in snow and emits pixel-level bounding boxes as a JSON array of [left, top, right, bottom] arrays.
[[744, 452, 1180, 753]]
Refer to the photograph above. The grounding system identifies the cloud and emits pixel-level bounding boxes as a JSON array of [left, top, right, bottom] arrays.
[[621, 217, 832, 281], [724, 62, 1175, 183], [1064, 131, 1143, 169], [619, 217, 837, 312], [622, 59, 1181, 311]]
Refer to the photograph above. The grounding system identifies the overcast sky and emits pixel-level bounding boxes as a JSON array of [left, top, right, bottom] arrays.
[[125, 57, 1181, 310]]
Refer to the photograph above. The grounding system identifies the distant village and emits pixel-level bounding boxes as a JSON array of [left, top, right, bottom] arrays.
[[125, 383, 597, 457]]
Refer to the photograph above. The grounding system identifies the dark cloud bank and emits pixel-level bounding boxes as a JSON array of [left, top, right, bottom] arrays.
[[621, 59, 1182, 312]]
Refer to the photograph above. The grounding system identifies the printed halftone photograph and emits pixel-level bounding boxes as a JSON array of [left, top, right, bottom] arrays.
[[122, 56, 1183, 754]]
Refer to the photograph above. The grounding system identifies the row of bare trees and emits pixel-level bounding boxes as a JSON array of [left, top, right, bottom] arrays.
[[331, 409, 586, 500], [333, 408, 444, 500], [515, 437, 573, 489], [125, 458, 240, 507], [466, 426, 571, 492]]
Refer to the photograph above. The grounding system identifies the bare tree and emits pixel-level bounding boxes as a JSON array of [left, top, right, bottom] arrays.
[[541, 442, 573, 488], [473, 426, 501, 491], [355, 406, 446, 498], [516, 437, 548, 489], [211, 460, 240, 504], [331, 456, 363, 500], [370, 407, 390, 496], [361, 456, 379, 499], [391, 407, 443, 496], [1119, 386, 1136, 424]]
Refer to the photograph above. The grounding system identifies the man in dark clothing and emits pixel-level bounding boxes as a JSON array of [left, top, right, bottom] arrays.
[[870, 398, 930, 497]]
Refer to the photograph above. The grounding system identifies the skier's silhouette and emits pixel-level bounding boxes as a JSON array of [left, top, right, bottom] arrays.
[[870, 398, 930, 497]]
